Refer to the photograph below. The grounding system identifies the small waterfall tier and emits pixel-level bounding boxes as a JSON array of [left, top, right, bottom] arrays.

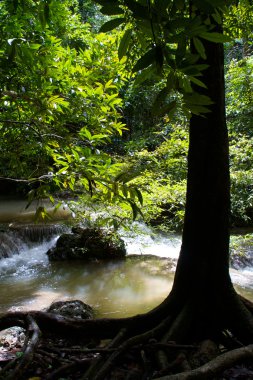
[[8, 223, 69, 243], [0, 231, 26, 259]]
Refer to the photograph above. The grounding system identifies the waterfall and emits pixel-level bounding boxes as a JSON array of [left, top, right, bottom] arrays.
[[8, 223, 68, 243], [0, 222, 69, 259], [0, 231, 26, 259]]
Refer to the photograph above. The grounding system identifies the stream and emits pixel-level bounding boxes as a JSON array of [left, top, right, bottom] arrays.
[[0, 199, 253, 317]]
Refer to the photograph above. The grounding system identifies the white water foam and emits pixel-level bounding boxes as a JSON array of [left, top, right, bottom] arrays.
[[120, 223, 181, 258], [0, 236, 57, 279]]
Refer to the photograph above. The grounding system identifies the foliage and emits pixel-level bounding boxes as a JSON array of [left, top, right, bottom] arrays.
[[0, 1, 124, 177], [225, 0, 253, 58], [226, 56, 253, 134], [0, 0, 253, 230], [97, 0, 231, 119], [230, 134, 253, 226], [119, 124, 188, 230], [0, 0, 144, 220]]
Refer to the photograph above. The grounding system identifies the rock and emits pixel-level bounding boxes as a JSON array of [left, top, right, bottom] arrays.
[[46, 300, 94, 319], [230, 236, 253, 270], [46, 227, 126, 261], [0, 326, 26, 362]]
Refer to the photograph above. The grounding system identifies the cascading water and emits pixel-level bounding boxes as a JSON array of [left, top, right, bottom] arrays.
[[0, 199, 253, 317], [8, 223, 68, 243], [0, 221, 180, 316], [0, 230, 26, 259]]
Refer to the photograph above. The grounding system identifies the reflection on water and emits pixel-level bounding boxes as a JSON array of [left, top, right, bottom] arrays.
[[231, 268, 253, 301], [0, 241, 174, 317], [0, 199, 71, 223], [0, 210, 253, 316]]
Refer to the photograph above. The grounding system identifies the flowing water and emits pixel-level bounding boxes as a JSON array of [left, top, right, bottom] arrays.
[[0, 200, 253, 317], [0, 230, 179, 317]]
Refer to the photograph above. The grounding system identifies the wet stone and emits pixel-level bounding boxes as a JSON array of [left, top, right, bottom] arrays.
[[46, 226, 127, 261], [46, 300, 94, 319]]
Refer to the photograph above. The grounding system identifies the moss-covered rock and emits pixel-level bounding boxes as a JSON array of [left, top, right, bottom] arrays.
[[46, 226, 127, 261]]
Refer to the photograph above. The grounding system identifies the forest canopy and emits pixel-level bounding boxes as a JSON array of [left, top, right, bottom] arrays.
[[1, 1, 253, 380], [0, 0, 252, 230]]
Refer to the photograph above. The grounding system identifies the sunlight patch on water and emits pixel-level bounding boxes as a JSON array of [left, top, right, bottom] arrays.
[[0, 253, 174, 317], [230, 267, 253, 288], [121, 223, 181, 259], [1, 222, 253, 317]]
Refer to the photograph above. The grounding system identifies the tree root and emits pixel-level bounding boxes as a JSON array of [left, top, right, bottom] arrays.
[[87, 316, 173, 380], [153, 344, 253, 380], [0, 291, 253, 379]]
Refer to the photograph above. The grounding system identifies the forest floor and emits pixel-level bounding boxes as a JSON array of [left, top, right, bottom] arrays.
[[1, 322, 253, 380]]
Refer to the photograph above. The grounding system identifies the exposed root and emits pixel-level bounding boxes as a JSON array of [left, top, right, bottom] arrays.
[[0, 291, 253, 379], [153, 344, 253, 380], [82, 328, 127, 379], [89, 316, 173, 380]]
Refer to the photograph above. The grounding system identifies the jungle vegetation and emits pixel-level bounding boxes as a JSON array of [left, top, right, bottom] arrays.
[[0, 0, 252, 231], [1, 1, 253, 379]]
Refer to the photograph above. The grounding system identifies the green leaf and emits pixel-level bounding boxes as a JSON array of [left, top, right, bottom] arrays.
[[100, 4, 124, 15], [122, 184, 128, 198], [118, 29, 132, 60], [166, 71, 177, 91], [188, 104, 211, 114], [15, 352, 24, 358], [152, 100, 177, 117], [44, 2, 50, 23], [199, 32, 231, 43], [211, 9, 222, 25], [184, 93, 213, 106], [99, 18, 126, 32], [133, 66, 156, 86], [132, 48, 156, 72], [135, 187, 143, 205], [189, 76, 207, 89], [29, 43, 41, 50], [128, 200, 143, 220], [152, 87, 168, 112], [124, 0, 149, 19], [193, 37, 206, 59]]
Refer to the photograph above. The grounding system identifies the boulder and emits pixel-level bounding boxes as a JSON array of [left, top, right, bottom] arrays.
[[46, 300, 94, 320], [46, 226, 126, 261]]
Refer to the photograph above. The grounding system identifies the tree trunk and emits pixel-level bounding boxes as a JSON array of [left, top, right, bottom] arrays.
[[169, 33, 232, 338], [160, 25, 253, 343]]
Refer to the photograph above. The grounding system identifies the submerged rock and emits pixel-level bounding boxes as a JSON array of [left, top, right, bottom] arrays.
[[46, 226, 127, 261], [46, 300, 94, 320]]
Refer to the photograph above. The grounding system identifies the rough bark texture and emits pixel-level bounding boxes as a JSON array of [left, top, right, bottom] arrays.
[[168, 29, 232, 338]]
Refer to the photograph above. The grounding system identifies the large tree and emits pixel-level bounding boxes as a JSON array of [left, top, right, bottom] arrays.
[[1, 1, 253, 379]]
